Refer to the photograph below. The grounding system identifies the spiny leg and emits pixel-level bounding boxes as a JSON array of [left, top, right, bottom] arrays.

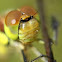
[[31, 47, 48, 62], [21, 49, 28, 62], [31, 51, 56, 62], [21, 44, 32, 62]]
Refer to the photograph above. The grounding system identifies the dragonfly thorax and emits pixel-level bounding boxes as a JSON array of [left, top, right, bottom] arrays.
[[18, 18, 39, 44]]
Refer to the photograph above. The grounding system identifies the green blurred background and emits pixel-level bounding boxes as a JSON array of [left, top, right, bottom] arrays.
[[0, 0, 62, 62]]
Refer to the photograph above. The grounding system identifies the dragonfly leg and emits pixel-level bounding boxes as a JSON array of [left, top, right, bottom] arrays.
[[21, 50, 28, 62], [31, 54, 56, 62]]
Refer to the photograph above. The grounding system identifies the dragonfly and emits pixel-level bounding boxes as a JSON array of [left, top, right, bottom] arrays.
[[4, 6, 53, 62]]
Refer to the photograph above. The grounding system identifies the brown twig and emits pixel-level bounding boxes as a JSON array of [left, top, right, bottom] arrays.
[[36, 0, 55, 62]]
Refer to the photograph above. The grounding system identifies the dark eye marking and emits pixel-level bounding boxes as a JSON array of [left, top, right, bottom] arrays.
[[20, 16, 33, 23]]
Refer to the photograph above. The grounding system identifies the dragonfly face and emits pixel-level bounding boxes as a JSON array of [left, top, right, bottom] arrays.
[[5, 6, 39, 44]]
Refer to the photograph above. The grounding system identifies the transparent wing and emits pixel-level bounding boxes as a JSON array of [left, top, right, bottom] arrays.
[[51, 16, 59, 45]]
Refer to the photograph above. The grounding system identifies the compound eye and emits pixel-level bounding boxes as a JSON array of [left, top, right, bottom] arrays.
[[20, 6, 37, 16], [5, 10, 22, 26]]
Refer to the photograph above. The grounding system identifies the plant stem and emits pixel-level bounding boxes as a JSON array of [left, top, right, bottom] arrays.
[[36, 0, 55, 62]]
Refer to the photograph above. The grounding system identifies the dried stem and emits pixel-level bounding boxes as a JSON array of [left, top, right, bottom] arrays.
[[36, 0, 55, 62]]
